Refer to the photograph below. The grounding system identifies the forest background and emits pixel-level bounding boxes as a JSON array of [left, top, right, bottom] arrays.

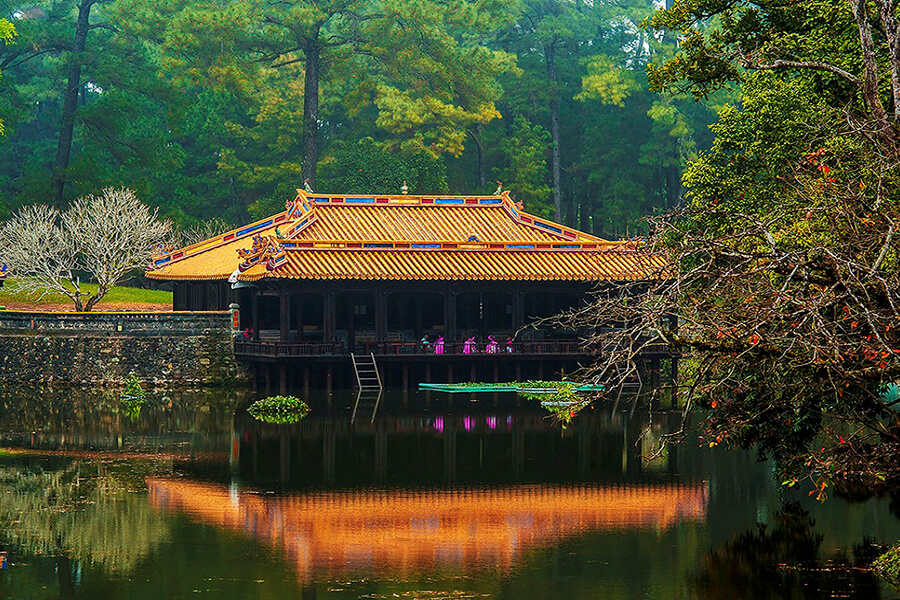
[[0, 0, 723, 238]]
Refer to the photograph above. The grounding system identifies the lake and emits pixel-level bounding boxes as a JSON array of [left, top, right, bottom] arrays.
[[0, 386, 895, 599]]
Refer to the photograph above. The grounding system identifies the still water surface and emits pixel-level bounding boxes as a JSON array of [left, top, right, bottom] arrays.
[[0, 387, 895, 599]]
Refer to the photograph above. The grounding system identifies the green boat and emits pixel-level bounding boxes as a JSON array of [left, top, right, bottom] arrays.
[[417, 382, 604, 394]]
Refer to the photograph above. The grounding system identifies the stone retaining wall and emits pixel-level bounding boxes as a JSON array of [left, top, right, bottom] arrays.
[[0, 311, 247, 386]]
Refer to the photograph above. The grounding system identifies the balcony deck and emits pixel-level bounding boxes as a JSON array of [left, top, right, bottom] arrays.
[[234, 340, 585, 359], [233, 339, 674, 360]]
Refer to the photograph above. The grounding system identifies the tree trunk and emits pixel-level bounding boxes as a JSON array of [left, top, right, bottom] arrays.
[[850, 0, 900, 150], [302, 39, 321, 187], [546, 42, 562, 222], [578, 188, 590, 231], [56, 555, 75, 598], [876, 0, 900, 119], [52, 0, 95, 206]]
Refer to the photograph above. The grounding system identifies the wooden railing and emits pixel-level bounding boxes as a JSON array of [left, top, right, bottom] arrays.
[[233, 338, 677, 359], [233, 340, 586, 357], [234, 341, 346, 357], [360, 341, 584, 356]]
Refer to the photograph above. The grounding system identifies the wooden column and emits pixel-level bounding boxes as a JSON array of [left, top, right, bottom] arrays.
[[375, 287, 387, 347], [446, 288, 457, 344], [323, 289, 336, 344], [279, 291, 290, 342], [415, 296, 424, 337], [295, 295, 305, 342], [479, 292, 487, 339], [513, 285, 525, 332], [251, 292, 260, 341]]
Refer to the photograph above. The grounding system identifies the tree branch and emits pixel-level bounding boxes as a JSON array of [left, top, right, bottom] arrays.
[[751, 59, 862, 87]]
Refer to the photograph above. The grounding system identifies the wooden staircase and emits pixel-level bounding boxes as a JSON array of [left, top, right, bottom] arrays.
[[351, 352, 383, 391]]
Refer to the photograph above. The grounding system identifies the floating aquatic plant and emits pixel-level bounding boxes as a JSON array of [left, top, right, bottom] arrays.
[[248, 395, 310, 424]]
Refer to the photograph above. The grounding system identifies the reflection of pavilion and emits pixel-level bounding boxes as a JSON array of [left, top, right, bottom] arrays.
[[148, 478, 707, 581], [235, 408, 679, 486]]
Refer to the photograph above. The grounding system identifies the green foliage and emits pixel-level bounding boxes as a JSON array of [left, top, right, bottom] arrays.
[[123, 372, 146, 400], [120, 372, 146, 421], [0, 0, 716, 235], [0, 18, 16, 136], [513, 380, 578, 401], [874, 544, 900, 591], [0, 459, 171, 572], [248, 395, 310, 424], [575, 55, 639, 106], [683, 73, 829, 216], [621, 1, 900, 489], [516, 380, 589, 426], [496, 117, 553, 217], [317, 138, 449, 195]]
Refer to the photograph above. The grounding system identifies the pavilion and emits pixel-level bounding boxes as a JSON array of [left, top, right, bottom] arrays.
[[146, 190, 663, 389]]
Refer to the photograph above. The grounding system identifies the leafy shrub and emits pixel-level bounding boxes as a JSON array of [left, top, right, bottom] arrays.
[[248, 395, 310, 424], [874, 544, 900, 590], [120, 372, 146, 421]]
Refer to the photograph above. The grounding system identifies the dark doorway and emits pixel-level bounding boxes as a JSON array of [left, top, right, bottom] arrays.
[[336, 292, 376, 350], [291, 294, 324, 342], [387, 292, 444, 342]]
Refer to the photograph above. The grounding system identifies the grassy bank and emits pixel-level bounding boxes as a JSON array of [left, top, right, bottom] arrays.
[[0, 279, 172, 309]]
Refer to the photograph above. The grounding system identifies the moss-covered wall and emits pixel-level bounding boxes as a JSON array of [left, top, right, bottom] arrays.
[[0, 311, 247, 386]]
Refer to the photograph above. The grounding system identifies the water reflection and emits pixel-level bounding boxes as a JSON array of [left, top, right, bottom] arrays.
[[149, 479, 706, 580], [0, 457, 170, 574], [232, 389, 677, 488], [0, 387, 893, 599], [692, 503, 888, 599]]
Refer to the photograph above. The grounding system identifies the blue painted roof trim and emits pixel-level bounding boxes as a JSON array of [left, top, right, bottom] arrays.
[[236, 219, 274, 238]]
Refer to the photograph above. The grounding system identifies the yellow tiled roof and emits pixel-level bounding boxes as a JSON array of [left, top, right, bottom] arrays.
[[306, 205, 564, 242], [238, 248, 662, 282], [146, 191, 658, 282], [147, 214, 286, 281]]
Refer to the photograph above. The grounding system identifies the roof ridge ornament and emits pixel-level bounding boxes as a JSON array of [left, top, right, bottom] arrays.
[[237, 235, 287, 272]]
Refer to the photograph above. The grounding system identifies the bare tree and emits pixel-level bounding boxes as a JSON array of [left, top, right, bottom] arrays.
[[0, 204, 80, 306], [0, 188, 171, 311], [177, 218, 232, 248]]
